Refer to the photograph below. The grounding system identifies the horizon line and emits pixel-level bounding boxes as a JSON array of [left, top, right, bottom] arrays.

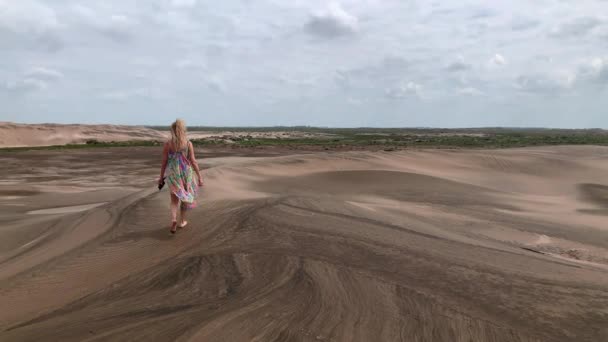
[[2, 122, 607, 131]]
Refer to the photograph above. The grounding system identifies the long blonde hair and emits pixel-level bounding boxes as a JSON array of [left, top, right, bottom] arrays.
[[170, 119, 188, 151]]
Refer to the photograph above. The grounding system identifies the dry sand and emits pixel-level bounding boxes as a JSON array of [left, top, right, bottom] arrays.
[[1, 145, 608, 341]]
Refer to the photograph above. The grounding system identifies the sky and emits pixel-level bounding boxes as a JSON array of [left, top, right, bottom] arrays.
[[1, 0, 608, 128]]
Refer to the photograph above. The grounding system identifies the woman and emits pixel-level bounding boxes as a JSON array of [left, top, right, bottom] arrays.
[[158, 119, 203, 234]]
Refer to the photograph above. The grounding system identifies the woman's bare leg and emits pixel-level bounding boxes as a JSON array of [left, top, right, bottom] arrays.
[[170, 193, 179, 233], [179, 204, 188, 228]]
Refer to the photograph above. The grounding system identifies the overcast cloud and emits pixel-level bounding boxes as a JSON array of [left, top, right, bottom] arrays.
[[1, 0, 607, 127]]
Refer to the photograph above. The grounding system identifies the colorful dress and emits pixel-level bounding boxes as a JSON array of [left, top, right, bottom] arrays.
[[166, 143, 198, 209]]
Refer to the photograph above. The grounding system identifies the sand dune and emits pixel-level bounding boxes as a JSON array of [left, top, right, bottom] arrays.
[[0, 123, 327, 148], [1, 146, 608, 341], [0, 122, 168, 148]]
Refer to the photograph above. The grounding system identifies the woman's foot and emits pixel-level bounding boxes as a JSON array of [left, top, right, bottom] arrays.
[[179, 221, 188, 229], [170, 221, 178, 234]]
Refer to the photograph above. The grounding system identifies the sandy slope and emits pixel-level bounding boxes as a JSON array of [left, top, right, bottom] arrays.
[[0, 122, 170, 148], [0, 146, 608, 341]]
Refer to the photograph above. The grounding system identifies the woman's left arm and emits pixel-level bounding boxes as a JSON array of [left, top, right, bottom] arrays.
[[188, 141, 203, 186]]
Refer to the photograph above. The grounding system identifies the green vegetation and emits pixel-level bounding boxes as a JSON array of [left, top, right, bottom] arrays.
[[183, 127, 608, 149], [3, 128, 608, 152], [188, 131, 608, 149], [147, 125, 607, 136]]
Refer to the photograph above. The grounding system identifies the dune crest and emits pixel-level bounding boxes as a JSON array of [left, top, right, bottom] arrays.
[[0, 122, 167, 148]]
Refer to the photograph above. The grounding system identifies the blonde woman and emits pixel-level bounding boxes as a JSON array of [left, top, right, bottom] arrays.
[[158, 119, 203, 234]]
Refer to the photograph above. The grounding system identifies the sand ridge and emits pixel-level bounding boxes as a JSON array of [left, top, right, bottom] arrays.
[[0, 123, 169, 148], [0, 146, 607, 341]]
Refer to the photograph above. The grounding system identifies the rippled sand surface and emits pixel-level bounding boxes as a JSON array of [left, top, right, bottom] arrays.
[[1, 146, 607, 341]]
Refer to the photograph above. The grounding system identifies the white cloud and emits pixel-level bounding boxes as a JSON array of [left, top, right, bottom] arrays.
[[0, 0, 63, 51], [132, 57, 159, 68], [458, 87, 484, 96], [175, 59, 206, 70], [305, 2, 359, 38], [100, 14, 134, 42], [1, 66, 63, 94], [515, 72, 575, 94], [550, 17, 601, 38], [24, 67, 63, 81], [100, 90, 136, 100], [277, 75, 319, 88], [470, 7, 497, 20], [206, 76, 226, 93], [335, 56, 410, 90], [100, 88, 164, 100], [386, 82, 422, 99], [578, 57, 608, 83], [0, 0, 60, 34], [171, 0, 197, 9], [70, 5, 135, 43], [489, 54, 507, 66], [3, 78, 47, 92], [511, 16, 539, 31], [347, 97, 365, 105], [446, 57, 471, 72]]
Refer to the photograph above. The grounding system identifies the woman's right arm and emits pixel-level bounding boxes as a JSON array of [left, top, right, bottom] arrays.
[[159, 142, 169, 183]]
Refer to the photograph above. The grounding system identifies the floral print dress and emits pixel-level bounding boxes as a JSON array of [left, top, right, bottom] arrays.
[[166, 144, 198, 209]]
